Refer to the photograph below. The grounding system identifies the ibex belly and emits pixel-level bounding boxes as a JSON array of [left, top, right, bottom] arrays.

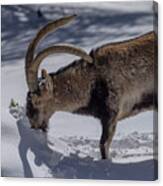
[[118, 88, 154, 121]]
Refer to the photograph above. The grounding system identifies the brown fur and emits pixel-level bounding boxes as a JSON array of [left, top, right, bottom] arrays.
[[26, 16, 157, 159]]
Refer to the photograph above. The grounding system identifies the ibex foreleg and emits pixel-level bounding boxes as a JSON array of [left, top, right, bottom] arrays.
[[99, 110, 118, 159], [99, 89, 119, 159]]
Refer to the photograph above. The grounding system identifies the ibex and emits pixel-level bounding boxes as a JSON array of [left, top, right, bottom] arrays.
[[25, 15, 157, 159]]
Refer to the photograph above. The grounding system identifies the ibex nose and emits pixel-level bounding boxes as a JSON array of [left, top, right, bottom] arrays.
[[31, 126, 36, 129], [31, 124, 47, 132], [39, 123, 47, 132]]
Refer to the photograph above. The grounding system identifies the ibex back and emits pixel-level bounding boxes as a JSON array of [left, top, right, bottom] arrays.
[[25, 15, 157, 159]]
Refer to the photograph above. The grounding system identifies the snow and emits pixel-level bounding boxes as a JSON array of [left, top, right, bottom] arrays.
[[1, 2, 158, 180]]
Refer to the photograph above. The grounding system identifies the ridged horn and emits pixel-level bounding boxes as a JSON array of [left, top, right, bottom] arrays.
[[27, 44, 93, 91], [25, 15, 93, 92], [25, 15, 76, 92]]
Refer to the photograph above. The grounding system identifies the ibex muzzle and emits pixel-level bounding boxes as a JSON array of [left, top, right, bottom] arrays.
[[25, 15, 157, 159]]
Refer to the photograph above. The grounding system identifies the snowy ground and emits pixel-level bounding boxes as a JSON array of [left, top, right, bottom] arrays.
[[1, 2, 158, 180]]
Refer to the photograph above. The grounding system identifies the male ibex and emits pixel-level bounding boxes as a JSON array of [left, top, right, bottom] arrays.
[[26, 15, 157, 159]]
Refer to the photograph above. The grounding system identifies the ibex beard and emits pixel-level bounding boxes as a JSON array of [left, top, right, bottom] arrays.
[[25, 15, 157, 159]]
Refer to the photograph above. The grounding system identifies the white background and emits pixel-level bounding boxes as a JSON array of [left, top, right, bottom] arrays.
[[0, 0, 162, 185]]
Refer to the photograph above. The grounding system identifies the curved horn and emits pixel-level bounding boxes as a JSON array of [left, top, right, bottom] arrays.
[[27, 44, 93, 91], [25, 15, 77, 92]]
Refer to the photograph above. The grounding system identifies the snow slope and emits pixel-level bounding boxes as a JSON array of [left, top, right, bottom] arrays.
[[1, 2, 158, 180]]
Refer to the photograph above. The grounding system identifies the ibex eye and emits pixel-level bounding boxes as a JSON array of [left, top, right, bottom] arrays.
[[36, 100, 41, 105]]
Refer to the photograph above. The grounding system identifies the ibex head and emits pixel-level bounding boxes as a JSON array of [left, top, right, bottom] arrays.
[[25, 15, 93, 131]]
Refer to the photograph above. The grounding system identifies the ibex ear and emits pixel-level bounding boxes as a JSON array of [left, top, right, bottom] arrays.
[[41, 69, 48, 79], [39, 69, 53, 95]]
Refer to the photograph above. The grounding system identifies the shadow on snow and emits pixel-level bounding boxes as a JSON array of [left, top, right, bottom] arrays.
[[10, 110, 157, 180]]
